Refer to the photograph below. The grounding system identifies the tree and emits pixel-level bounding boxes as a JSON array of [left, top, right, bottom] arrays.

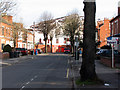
[[80, 0, 97, 81], [49, 30, 54, 53], [12, 23, 25, 48], [0, 0, 16, 14], [38, 11, 56, 53], [22, 28, 28, 43], [63, 12, 81, 55]]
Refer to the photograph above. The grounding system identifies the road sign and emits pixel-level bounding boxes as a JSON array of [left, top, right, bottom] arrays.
[[107, 40, 117, 44], [107, 37, 118, 44]]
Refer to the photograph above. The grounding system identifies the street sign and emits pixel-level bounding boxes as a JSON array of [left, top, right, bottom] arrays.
[[107, 37, 118, 44], [107, 40, 117, 44]]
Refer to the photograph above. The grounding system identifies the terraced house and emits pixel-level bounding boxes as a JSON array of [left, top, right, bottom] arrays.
[[110, 1, 120, 51], [0, 14, 13, 52]]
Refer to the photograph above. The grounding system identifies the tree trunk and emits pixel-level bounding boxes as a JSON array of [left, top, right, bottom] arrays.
[[80, 1, 97, 81], [45, 40, 47, 53], [51, 40, 52, 53]]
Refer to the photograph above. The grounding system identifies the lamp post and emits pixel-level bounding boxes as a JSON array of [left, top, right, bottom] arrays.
[[75, 36, 79, 60], [33, 22, 35, 55]]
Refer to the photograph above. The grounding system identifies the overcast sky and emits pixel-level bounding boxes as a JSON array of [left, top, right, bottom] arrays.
[[14, 0, 120, 28]]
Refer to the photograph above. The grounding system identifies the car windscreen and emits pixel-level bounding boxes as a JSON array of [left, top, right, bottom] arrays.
[[64, 48, 70, 50], [21, 48, 25, 51], [16, 48, 21, 51]]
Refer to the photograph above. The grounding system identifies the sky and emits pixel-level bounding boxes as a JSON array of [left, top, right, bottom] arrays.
[[14, 0, 120, 28]]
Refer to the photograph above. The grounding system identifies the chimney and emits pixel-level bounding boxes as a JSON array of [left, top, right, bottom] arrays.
[[118, 1, 120, 15]]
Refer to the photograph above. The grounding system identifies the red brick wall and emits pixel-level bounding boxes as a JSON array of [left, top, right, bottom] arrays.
[[100, 57, 112, 67], [118, 7, 120, 15], [118, 17, 120, 34], [110, 17, 120, 36], [97, 18, 110, 47], [0, 52, 9, 59]]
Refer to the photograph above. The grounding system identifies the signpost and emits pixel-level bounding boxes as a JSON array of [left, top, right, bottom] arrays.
[[107, 37, 119, 68]]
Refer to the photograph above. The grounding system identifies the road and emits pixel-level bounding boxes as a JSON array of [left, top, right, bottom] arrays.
[[2, 54, 72, 89]]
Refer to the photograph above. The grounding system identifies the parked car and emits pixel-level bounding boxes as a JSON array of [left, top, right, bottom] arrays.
[[16, 48, 28, 56], [97, 49, 120, 63], [37, 49, 42, 54], [96, 49, 108, 59], [64, 48, 70, 54]]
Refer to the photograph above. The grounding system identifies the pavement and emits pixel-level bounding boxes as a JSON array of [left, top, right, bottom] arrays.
[[0, 55, 36, 67], [68, 55, 120, 89]]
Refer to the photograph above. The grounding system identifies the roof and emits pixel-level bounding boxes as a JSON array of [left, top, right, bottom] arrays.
[[110, 15, 120, 22], [0, 17, 12, 25]]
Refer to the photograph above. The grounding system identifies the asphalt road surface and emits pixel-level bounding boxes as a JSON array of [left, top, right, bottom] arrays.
[[2, 54, 72, 89]]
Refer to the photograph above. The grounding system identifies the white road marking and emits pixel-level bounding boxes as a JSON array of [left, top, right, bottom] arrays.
[[31, 78, 34, 81], [34, 76, 38, 78], [22, 86, 25, 88], [20, 86, 25, 90], [26, 82, 30, 85], [66, 68, 69, 78]]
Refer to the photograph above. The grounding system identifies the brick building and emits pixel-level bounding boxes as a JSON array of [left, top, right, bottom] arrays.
[[96, 18, 111, 48], [110, 1, 120, 36], [0, 14, 34, 52], [0, 14, 13, 52], [109, 1, 120, 51]]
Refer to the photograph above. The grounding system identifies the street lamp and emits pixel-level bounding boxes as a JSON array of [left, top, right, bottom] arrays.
[[33, 22, 35, 55]]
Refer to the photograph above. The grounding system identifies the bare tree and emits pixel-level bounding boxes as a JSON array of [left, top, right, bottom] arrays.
[[12, 23, 27, 48], [0, 0, 16, 14], [38, 11, 56, 53], [49, 30, 54, 53], [12, 22, 21, 48], [63, 12, 81, 56], [80, 0, 97, 81]]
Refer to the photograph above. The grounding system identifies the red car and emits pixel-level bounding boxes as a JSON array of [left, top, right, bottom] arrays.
[[16, 48, 28, 56], [64, 48, 70, 53]]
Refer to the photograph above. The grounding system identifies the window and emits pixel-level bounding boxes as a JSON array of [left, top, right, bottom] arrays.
[[115, 20, 118, 34], [56, 39, 59, 44], [111, 23, 114, 35], [64, 38, 66, 43], [23, 44, 25, 48], [48, 39, 49, 43], [2, 27, 4, 35], [67, 38, 69, 41], [6, 29, 8, 35], [39, 38, 42, 43], [2, 44, 5, 50]]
